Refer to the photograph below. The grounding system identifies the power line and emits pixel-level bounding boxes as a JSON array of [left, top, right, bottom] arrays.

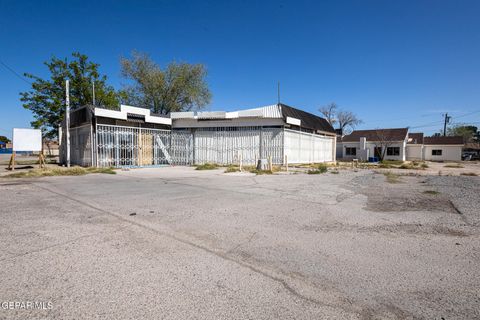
[[452, 110, 480, 119], [0, 58, 32, 84]]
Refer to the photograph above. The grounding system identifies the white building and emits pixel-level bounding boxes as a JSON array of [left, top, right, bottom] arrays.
[[422, 136, 464, 161], [338, 128, 409, 161], [338, 129, 464, 162], [61, 103, 337, 167], [171, 103, 337, 165]]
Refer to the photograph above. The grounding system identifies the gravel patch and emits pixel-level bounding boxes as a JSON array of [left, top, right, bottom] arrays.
[[424, 175, 480, 226]]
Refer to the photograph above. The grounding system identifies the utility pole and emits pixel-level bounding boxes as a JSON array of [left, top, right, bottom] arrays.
[[66, 80, 70, 168], [443, 113, 451, 136], [92, 81, 95, 106]]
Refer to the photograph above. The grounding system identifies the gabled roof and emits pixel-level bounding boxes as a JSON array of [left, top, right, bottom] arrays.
[[279, 103, 335, 133], [342, 128, 408, 142], [424, 136, 464, 145], [407, 132, 424, 144]]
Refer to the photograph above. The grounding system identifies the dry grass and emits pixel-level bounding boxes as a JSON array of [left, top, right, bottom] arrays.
[[383, 171, 402, 183], [3, 167, 116, 179], [444, 163, 464, 168], [381, 160, 404, 165], [242, 165, 282, 175], [224, 165, 240, 173], [195, 163, 219, 170], [307, 163, 328, 174], [460, 172, 478, 176]]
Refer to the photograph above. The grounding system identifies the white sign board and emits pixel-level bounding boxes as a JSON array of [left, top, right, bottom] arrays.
[[13, 128, 42, 152]]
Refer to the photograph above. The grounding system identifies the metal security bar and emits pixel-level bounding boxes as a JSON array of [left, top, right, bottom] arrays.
[[193, 127, 284, 165], [96, 125, 284, 167], [96, 125, 193, 167]]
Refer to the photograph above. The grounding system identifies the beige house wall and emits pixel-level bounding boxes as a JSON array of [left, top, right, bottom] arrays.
[[423, 145, 462, 161]]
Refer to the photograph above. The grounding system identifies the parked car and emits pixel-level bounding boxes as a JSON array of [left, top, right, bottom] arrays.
[[462, 151, 480, 161]]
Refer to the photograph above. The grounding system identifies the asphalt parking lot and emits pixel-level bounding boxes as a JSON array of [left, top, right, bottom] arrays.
[[1, 167, 479, 319]]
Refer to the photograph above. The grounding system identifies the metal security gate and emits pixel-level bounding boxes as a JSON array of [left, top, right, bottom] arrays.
[[96, 125, 285, 167], [96, 125, 193, 167], [193, 127, 284, 165]]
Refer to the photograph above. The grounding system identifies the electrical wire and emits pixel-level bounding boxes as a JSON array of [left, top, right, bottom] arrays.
[[0, 59, 32, 84]]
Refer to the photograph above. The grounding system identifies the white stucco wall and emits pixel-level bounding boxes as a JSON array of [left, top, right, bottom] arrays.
[[406, 145, 423, 160], [423, 145, 462, 161], [340, 141, 405, 161], [284, 129, 335, 163]]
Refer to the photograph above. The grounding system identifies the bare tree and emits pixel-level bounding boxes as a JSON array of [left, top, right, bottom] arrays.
[[319, 102, 362, 133], [319, 102, 337, 126], [337, 110, 363, 134], [372, 129, 398, 161]]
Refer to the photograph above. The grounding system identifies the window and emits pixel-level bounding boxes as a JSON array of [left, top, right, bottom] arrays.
[[345, 147, 356, 156], [386, 147, 400, 156], [432, 149, 442, 156]]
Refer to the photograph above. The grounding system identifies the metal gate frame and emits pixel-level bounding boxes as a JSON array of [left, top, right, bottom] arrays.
[[96, 124, 193, 168]]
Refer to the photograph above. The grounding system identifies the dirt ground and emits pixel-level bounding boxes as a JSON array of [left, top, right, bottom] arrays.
[[0, 166, 479, 319], [379, 160, 480, 176]]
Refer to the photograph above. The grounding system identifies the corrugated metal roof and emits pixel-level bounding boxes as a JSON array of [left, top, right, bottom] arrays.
[[235, 105, 282, 118], [197, 111, 226, 119], [170, 111, 195, 119]]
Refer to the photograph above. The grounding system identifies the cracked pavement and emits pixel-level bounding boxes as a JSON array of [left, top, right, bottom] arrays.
[[0, 167, 479, 319]]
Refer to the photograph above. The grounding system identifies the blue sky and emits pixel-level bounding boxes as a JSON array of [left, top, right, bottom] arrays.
[[1, 0, 480, 139]]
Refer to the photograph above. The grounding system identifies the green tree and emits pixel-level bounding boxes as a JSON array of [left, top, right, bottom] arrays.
[[447, 124, 478, 142], [0, 136, 10, 143], [20, 52, 119, 139], [120, 51, 211, 114]]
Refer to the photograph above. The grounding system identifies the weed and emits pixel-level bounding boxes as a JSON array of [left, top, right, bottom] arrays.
[[381, 160, 404, 166], [307, 163, 328, 174], [224, 165, 240, 173], [195, 163, 218, 170], [399, 163, 415, 169]]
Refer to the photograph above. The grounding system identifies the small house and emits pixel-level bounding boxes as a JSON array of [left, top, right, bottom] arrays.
[[337, 128, 464, 162], [338, 128, 409, 161]]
